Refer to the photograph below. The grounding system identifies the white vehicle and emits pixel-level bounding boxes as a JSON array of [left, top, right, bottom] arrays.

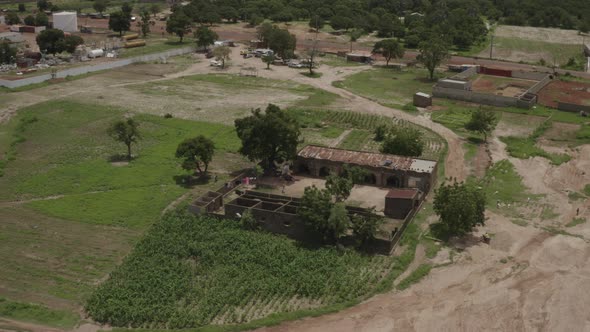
[[130, 16, 136, 22], [209, 59, 222, 67], [288, 61, 304, 68]]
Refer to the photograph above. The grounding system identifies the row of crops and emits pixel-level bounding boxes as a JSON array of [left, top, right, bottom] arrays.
[[86, 212, 395, 328], [290, 109, 445, 161]]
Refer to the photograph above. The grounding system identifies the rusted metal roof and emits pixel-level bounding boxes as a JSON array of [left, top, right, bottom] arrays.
[[386, 188, 419, 199], [297, 145, 436, 174]]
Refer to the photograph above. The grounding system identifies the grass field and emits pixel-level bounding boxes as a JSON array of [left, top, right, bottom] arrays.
[[500, 121, 571, 165], [0, 100, 242, 226], [0, 99, 249, 321], [481, 36, 584, 66], [333, 68, 437, 108], [119, 37, 195, 58], [0, 297, 79, 329], [86, 212, 399, 328]]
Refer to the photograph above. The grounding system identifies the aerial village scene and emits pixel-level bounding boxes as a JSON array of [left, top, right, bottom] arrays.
[[0, 0, 589, 331]]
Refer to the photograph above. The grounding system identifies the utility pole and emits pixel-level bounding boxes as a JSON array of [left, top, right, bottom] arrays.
[[489, 33, 494, 59]]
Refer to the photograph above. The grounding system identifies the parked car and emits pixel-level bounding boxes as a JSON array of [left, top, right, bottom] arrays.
[[210, 59, 222, 67], [288, 61, 304, 68]]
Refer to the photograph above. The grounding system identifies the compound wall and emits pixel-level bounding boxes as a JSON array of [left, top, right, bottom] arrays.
[[0, 46, 195, 88]]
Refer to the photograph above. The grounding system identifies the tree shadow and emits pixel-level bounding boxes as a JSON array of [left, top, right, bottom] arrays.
[[108, 154, 132, 162], [173, 173, 211, 188], [467, 136, 485, 145], [430, 222, 485, 250]]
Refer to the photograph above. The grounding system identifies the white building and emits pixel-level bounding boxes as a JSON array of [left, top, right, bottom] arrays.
[[52, 12, 78, 32]]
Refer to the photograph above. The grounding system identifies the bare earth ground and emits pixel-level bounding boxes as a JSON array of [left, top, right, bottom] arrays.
[[493, 25, 587, 44], [2, 45, 590, 331]]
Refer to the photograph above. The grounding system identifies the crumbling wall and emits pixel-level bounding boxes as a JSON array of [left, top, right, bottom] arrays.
[[557, 102, 590, 113]]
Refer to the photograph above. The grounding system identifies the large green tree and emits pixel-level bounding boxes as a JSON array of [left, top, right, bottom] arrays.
[[267, 27, 296, 59], [234, 104, 301, 172], [417, 34, 450, 80], [0, 41, 16, 65], [373, 39, 404, 66], [109, 11, 131, 36], [195, 26, 218, 51], [107, 118, 141, 160], [36, 29, 65, 54], [137, 10, 153, 37], [325, 165, 368, 202], [166, 10, 191, 42], [63, 35, 84, 53], [35, 12, 49, 27], [433, 182, 486, 237], [93, 0, 108, 15], [351, 210, 384, 246], [175, 135, 215, 175], [6, 12, 21, 25], [380, 127, 424, 157], [465, 108, 498, 142], [298, 185, 349, 243]]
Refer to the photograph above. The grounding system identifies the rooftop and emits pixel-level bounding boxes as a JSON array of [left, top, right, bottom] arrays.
[[386, 188, 419, 199], [297, 145, 437, 174]]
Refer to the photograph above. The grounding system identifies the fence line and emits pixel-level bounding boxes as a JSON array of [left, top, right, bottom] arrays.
[[0, 46, 195, 89]]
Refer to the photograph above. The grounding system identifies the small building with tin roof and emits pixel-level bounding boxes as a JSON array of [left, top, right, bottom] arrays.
[[295, 145, 437, 192]]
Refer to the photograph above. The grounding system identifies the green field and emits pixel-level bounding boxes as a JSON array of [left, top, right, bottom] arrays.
[[492, 37, 584, 66], [0, 100, 242, 226], [288, 109, 445, 160], [0, 297, 79, 329], [86, 212, 398, 328], [0, 99, 248, 321], [334, 68, 437, 109]]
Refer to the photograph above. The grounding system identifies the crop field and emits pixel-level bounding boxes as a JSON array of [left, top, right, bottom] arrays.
[[333, 68, 437, 108], [86, 212, 399, 328], [289, 109, 445, 160]]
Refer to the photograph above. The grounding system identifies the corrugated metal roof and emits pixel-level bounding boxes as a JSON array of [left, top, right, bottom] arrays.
[[386, 188, 419, 199], [297, 145, 436, 174]]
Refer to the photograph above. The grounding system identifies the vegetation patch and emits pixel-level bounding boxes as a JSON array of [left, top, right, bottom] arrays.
[[566, 218, 587, 228], [0, 297, 79, 329], [396, 264, 432, 290], [585, 184, 590, 196], [480, 160, 533, 213], [501, 120, 571, 165], [0, 100, 241, 227], [86, 212, 397, 328], [335, 68, 435, 108]]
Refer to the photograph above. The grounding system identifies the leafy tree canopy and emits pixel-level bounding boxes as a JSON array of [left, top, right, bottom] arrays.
[[195, 26, 218, 50], [234, 104, 301, 172], [373, 39, 404, 66], [465, 108, 498, 142], [166, 9, 191, 42], [175, 135, 215, 175], [109, 11, 131, 36], [107, 118, 141, 160], [433, 181, 486, 238], [380, 127, 424, 157]]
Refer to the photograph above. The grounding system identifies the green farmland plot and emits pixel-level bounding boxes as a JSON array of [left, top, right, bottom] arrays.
[[86, 212, 399, 328]]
